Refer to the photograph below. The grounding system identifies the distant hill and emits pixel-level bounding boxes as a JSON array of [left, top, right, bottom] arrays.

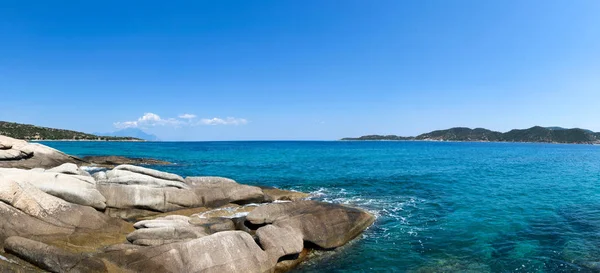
[[345, 135, 414, 141], [415, 127, 503, 141], [0, 121, 143, 141], [95, 128, 159, 141], [342, 126, 600, 144], [546, 126, 594, 134]]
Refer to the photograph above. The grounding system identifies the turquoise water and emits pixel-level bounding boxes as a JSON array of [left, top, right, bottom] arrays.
[[40, 141, 600, 272]]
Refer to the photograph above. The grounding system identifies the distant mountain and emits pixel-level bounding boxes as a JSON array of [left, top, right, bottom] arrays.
[[95, 128, 159, 141], [0, 121, 142, 141], [342, 126, 600, 144]]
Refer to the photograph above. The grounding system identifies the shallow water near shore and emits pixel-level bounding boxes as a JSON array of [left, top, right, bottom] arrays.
[[40, 141, 600, 272]]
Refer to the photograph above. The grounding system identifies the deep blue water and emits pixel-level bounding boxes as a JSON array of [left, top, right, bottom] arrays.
[[40, 141, 600, 272]]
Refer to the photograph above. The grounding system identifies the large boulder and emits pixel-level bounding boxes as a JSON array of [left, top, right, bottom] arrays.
[[247, 200, 376, 249], [97, 171, 267, 220], [4, 237, 108, 273], [98, 184, 201, 217], [0, 168, 106, 210], [256, 225, 304, 262], [0, 135, 82, 169], [102, 164, 188, 189], [6, 231, 281, 273], [103, 231, 280, 272], [0, 177, 129, 249], [186, 176, 265, 206], [96, 165, 199, 219]]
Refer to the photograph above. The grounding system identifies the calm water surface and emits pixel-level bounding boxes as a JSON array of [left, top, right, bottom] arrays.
[[40, 141, 600, 272]]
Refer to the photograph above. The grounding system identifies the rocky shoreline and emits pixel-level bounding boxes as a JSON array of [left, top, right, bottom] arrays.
[[0, 135, 375, 272]]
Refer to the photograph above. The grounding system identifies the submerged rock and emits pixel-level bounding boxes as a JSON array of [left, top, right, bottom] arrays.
[[82, 155, 173, 167]]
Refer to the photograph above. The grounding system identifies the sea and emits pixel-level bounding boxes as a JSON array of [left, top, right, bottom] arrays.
[[40, 141, 600, 273]]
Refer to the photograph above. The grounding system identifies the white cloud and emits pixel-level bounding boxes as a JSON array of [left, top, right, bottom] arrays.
[[114, 113, 182, 129], [139, 113, 161, 122], [114, 113, 248, 129], [178, 114, 197, 119], [199, 117, 248, 126]]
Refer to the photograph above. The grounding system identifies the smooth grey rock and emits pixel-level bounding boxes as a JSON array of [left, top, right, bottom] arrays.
[[98, 184, 201, 213], [104, 169, 189, 189], [0, 135, 82, 169], [4, 236, 107, 273], [0, 168, 106, 210], [102, 231, 276, 273], [129, 215, 202, 246], [256, 225, 304, 262], [0, 179, 127, 246], [128, 215, 235, 246], [247, 200, 376, 249], [186, 176, 265, 206], [113, 164, 185, 182]]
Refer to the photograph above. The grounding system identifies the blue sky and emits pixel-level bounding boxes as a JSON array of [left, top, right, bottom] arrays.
[[1, 1, 599, 140]]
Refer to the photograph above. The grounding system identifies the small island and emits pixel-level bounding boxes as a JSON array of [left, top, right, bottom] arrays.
[[342, 126, 600, 144]]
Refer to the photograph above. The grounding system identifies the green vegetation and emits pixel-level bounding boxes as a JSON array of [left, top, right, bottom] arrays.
[[342, 126, 600, 144], [343, 135, 414, 141], [0, 121, 143, 141]]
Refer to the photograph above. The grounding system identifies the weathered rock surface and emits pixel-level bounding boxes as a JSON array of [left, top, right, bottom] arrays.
[[4, 237, 108, 273], [247, 200, 376, 249], [7, 231, 281, 273], [127, 215, 208, 246], [127, 214, 239, 246], [102, 164, 188, 188], [0, 168, 106, 209], [98, 171, 269, 220], [98, 184, 201, 218], [256, 225, 304, 262], [0, 149, 375, 273], [82, 155, 172, 167], [108, 231, 285, 272], [186, 176, 265, 206], [261, 187, 310, 201], [0, 177, 129, 249], [0, 135, 82, 169], [95, 165, 195, 219]]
